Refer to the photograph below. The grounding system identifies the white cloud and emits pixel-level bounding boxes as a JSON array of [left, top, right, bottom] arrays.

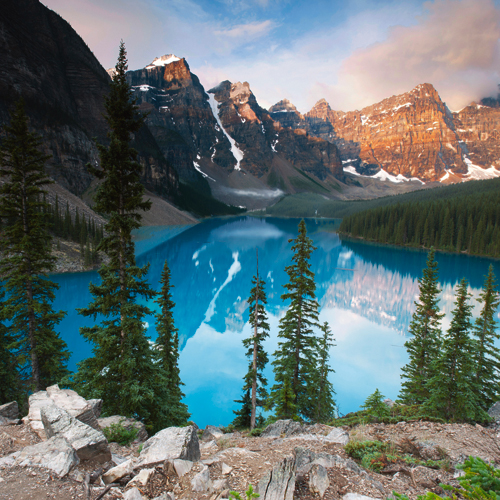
[[214, 20, 275, 38]]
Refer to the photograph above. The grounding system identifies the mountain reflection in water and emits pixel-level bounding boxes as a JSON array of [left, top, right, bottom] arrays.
[[50, 217, 500, 427]]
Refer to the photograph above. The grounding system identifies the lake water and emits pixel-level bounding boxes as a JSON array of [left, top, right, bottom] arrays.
[[51, 216, 500, 428]]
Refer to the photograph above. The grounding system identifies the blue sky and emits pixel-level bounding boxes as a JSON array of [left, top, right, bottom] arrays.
[[42, 0, 500, 112]]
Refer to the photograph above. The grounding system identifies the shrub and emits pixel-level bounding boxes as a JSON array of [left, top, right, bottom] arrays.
[[249, 427, 263, 437], [230, 484, 259, 500], [102, 421, 138, 446]]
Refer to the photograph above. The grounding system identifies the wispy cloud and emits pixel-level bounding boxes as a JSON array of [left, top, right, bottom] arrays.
[[214, 20, 275, 38]]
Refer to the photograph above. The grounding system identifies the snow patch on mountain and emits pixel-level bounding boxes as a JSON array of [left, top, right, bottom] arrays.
[[463, 158, 500, 180], [207, 93, 244, 170], [146, 55, 180, 69]]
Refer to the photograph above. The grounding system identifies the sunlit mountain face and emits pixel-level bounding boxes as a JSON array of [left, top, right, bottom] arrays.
[[51, 217, 500, 426]]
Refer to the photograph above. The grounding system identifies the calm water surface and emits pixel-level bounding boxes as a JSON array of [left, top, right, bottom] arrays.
[[51, 217, 500, 428]]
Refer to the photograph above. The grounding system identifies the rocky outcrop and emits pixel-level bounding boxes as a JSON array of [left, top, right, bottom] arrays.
[[302, 84, 500, 183], [40, 404, 111, 462], [269, 99, 306, 130]]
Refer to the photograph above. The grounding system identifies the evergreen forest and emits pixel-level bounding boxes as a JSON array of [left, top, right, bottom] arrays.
[[339, 181, 500, 258]]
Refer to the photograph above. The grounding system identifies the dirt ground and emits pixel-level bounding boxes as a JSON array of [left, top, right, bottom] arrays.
[[0, 421, 498, 500]]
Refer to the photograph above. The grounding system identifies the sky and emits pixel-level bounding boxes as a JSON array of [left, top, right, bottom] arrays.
[[42, 0, 500, 113]]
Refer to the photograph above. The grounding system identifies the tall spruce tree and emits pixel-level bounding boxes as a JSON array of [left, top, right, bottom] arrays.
[[313, 322, 336, 422], [270, 219, 322, 421], [473, 265, 500, 410], [425, 278, 487, 421], [74, 42, 162, 427], [233, 251, 270, 430], [399, 249, 443, 404], [154, 260, 190, 427], [0, 100, 69, 394]]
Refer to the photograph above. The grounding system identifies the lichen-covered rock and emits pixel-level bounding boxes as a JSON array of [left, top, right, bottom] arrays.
[[325, 428, 349, 445], [136, 426, 200, 467], [0, 402, 18, 420], [309, 463, 329, 498], [14, 436, 79, 477]]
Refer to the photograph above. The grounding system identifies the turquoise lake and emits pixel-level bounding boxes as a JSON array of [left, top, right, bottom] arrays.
[[50, 217, 500, 428]]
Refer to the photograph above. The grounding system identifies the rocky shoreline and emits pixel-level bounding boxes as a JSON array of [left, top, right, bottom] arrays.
[[1, 387, 500, 500]]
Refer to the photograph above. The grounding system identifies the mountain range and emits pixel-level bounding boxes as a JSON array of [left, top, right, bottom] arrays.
[[1, 0, 500, 216]]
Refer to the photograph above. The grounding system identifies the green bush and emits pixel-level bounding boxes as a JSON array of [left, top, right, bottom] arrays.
[[249, 427, 263, 437], [102, 421, 138, 446], [344, 440, 389, 460]]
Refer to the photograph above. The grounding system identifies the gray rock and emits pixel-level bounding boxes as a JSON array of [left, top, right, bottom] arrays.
[[14, 436, 79, 477], [0, 401, 19, 420], [173, 459, 193, 477], [41, 403, 111, 462], [88, 399, 103, 419], [488, 401, 500, 420], [294, 447, 361, 475], [191, 467, 213, 492], [383, 398, 395, 408], [129, 468, 155, 487], [309, 464, 329, 498], [46, 385, 100, 430], [103, 458, 134, 484], [261, 420, 305, 438], [343, 494, 377, 500], [0, 416, 20, 426], [112, 453, 129, 465], [325, 428, 349, 445], [0, 452, 19, 469], [98, 415, 148, 443], [258, 457, 296, 500], [213, 478, 230, 491], [136, 426, 200, 467], [202, 425, 224, 441], [124, 487, 145, 500], [221, 462, 232, 475], [153, 493, 175, 500]]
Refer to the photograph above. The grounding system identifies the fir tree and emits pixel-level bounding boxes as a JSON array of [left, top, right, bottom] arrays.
[[270, 219, 321, 421], [473, 265, 500, 410], [425, 278, 488, 422], [399, 249, 443, 404], [271, 376, 298, 421], [154, 260, 190, 428], [361, 389, 390, 420], [313, 322, 336, 423], [233, 250, 270, 430], [73, 42, 161, 428], [0, 100, 69, 394]]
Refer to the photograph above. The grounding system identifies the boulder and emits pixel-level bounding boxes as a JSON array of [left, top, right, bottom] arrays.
[[325, 428, 349, 445], [261, 420, 305, 438], [98, 415, 148, 442], [191, 467, 212, 492], [128, 468, 154, 487], [0, 401, 18, 420], [27, 385, 100, 438], [88, 399, 103, 418], [0, 416, 20, 426], [309, 464, 329, 498], [136, 426, 200, 467], [14, 436, 79, 477], [488, 402, 500, 420], [202, 425, 224, 441], [172, 459, 193, 477], [41, 403, 111, 462], [124, 488, 145, 500], [258, 457, 296, 500], [294, 447, 361, 475], [103, 458, 134, 485]]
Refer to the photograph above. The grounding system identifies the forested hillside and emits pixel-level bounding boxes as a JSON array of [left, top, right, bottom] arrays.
[[338, 178, 500, 258]]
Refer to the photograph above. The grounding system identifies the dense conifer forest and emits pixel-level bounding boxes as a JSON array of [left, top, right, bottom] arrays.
[[338, 178, 500, 258]]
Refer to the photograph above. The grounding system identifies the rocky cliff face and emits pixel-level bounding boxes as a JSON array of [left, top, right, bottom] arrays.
[[126, 57, 235, 182], [210, 81, 344, 181], [297, 83, 500, 183], [0, 0, 178, 198]]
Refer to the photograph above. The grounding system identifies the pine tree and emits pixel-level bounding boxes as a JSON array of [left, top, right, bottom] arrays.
[[233, 250, 270, 430], [0, 100, 69, 394], [154, 260, 190, 428], [271, 376, 298, 421], [73, 42, 161, 428], [270, 219, 321, 421], [473, 265, 500, 410], [313, 322, 336, 423], [361, 389, 390, 420], [399, 249, 443, 405], [425, 278, 488, 422]]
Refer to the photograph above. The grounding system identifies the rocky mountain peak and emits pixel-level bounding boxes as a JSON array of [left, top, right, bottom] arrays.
[[229, 81, 253, 104], [268, 98, 299, 114], [145, 54, 181, 69]]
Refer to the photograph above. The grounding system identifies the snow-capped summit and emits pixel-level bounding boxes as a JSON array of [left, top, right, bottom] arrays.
[[146, 54, 181, 69]]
